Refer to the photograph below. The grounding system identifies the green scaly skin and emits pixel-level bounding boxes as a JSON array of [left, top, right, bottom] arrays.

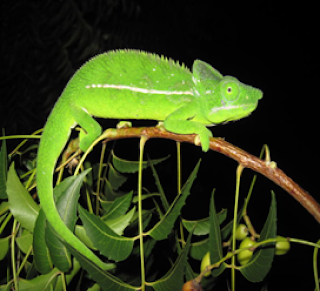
[[37, 49, 263, 269]]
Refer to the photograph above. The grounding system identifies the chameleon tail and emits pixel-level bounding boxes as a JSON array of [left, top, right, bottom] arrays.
[[36, 109, 108, 270]]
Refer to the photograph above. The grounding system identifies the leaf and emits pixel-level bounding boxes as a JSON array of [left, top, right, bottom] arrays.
[[17, 267, 58, 290], [65, 244, 137, 291], [209, 190, 227, 276], [0, 140, 7, 199], [101, 191, 133, 220], [108, 163, 127, 190], [112, 151, 168, 173], [0, 237, 10, 260], [75, 225, 96, 249], [7, 163, 39, 232], [190, 238, 209, 260], [46, 169, 91, 272], [16, 229, 33, 254], [148, 160, 201, 241], [182, 208, 227, 236], [104, 207, 136, 235], [239, 191, 277, 282], [18, 259, 82, 291], [33, 209, 53, 274], [79, 206, 134, 262], [149, 160, 169, 211], [149, 227, 193, 291], [87, 284, 101, 291]]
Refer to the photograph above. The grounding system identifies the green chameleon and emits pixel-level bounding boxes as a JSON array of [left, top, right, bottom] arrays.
[[37, 49, 263, 269]]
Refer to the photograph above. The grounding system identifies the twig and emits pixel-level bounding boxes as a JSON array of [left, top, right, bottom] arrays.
[[101, 126, 320, 223]]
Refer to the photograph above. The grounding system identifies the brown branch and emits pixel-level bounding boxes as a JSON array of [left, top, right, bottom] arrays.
[[102, 126, 320, 223]]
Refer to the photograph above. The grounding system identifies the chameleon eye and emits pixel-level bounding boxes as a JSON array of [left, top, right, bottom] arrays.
[[221, 80, 240, 101]]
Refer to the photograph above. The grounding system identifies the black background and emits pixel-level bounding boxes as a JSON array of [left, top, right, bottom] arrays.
[[1, 1, 319, 290]]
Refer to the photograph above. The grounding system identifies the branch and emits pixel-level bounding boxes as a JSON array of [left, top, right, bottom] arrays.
[[102, 126, 320, 223]]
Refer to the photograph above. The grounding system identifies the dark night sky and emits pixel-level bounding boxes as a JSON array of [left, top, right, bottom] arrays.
[[1, 1, 319, 290]]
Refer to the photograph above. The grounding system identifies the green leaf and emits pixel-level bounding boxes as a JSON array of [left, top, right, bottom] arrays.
[[79, 206, 134, 262], [17, 267, 58, 290], [87, 284, 101, 291], [18, 259, 82, 291], [190, 238, 209, 260], [182, 208, 227, 236], [46, 169, 91, 272], [209, 190, 227, 276], [108, 163, 127, 190], [149, 160, 169, 211], [7, 163, 39, 232], [149, 226, 193, 291], [0, 236, 10, 260], [16, 229, 33, 254], [33, 209, 53, 274], [101, 191, 133, 220], [0, 140, 7, 199], [112, 151, 168, 173], [104, 207, 136, 235], [65, 244, 137, 291], [148, 160, 201, 241], [239, 191, 277, 282]]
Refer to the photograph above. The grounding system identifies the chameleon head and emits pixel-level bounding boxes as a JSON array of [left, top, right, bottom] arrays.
[[207, 75, 263, 124]]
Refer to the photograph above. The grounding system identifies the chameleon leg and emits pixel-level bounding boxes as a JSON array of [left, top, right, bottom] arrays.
[[163, 105, 212, 151], [70, 105, 102, 151]]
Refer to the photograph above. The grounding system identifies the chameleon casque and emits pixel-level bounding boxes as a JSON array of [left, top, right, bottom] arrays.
[[37, 49, 263, 269]]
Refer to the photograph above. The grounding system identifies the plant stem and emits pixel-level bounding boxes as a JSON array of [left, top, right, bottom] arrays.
[[138, 136, 147, 291], [11, 220, 18, 291], [313, 239, 320, 291], [231, 165, 244, 291]]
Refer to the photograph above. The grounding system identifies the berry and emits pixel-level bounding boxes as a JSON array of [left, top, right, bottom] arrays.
[[182, 279, 202, 291], [200, 252, 211, 276], [275, 236, 290, 255], [235, 224, 249, 241]]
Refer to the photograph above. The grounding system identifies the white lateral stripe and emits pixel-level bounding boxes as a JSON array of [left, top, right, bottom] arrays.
[[210, 105, 241, 114], [85, 84, 193, 95]]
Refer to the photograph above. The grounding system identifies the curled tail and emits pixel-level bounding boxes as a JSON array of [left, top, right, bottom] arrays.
[[37, 108, 108, 270]]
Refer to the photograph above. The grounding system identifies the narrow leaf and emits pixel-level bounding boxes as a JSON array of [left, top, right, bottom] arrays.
[[0, 237, 10, 261], [46, 169, 91, 272], [33, 209, 53, 274], [79, 206, 134, 262], [149, 160, 169, 211], [66, 244, 136, 291], [182, 208, 227, 236], [209, 190, 227, 276], [7, 163, 39, 232], [0, 140, 7, 199], [16, 229, 33, 254], [190, 238, 209, 260], [150, 228, 193, 291], [148, 160, 201, 240], [108, 163, 127, 190], [240, 192, 277, 282], [104, 207, 136, 235], [112, 151, 168, 173], [101, 191, 133, 220]]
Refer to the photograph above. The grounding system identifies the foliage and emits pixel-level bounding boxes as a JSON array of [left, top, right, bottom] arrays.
[[0, 136, 318, 291]]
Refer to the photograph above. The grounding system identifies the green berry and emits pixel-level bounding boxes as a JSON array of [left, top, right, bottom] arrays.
[[275, 236, 290, 255], [237, 237, 256, 265], [200, 252, 211, 276], [239, 237, 255, 249], [237, 249, 253, 265], [235, 224, 248, 240]]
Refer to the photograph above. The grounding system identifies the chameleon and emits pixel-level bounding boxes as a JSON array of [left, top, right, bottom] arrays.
[[37, 49, 263, 269]]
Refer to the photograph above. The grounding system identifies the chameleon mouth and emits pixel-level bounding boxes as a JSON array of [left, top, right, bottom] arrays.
[[209, 103, 258, 124]]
